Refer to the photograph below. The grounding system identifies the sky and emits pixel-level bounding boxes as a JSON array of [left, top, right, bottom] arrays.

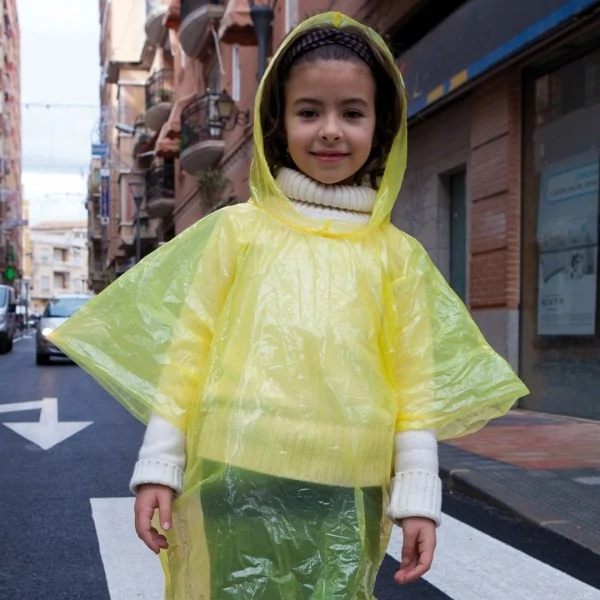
[[18, 0, 100, 225]]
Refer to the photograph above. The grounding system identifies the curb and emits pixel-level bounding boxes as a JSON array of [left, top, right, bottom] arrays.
[[440, 465, 600, 555]]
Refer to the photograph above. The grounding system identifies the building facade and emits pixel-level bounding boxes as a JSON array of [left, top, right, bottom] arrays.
[[91, 0, 600, 421], [0, 0, 22, 288], [28, 221, 89, 316]]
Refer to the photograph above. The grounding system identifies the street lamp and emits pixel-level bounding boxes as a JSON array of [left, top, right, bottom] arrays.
[[128, 177, 145, 264], [248, 0, 276, 80], [213, 89, 251, 130]]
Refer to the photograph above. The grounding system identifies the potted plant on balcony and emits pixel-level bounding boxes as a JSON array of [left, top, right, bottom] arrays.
[[197, 168, 229, 211], [159, 89, 173, 103]]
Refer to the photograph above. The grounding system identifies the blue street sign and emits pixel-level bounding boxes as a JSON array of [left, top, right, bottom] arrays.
[[92, 143, 109, 157], [100, 168, 110, 224]]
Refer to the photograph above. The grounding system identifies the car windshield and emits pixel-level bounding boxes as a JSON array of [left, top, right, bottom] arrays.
[[0, 288, 7, 307], [44, 297, 89, 318]]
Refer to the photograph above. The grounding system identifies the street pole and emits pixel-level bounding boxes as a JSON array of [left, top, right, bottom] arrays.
[[134, 195, 142, 264], [24, 280, 29, 332], [250, 3, 274, 81]]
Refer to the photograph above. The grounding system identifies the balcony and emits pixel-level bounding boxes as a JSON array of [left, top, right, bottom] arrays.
[[134, 217, 161, 257], [145, 69, 174, 132], [145, 0, 169, 46], [89, 219, 103, 241], [119, 223, 135, 251], [180, 0, 225, 58], [145, 163, 175, 218], [180, 93, 225, 175], [89, 165, 101, 195]]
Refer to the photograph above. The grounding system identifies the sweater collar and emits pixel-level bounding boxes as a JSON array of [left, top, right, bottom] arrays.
[[275, 168, 376, 220]]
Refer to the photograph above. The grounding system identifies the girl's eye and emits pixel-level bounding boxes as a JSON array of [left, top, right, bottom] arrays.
[[345, 110, 363, 119], [298, 109, 318, 118]]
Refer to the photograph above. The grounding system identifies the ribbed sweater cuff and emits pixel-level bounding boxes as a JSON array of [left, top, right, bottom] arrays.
[[387, 470, 442, 527], [129, 459, 184, 496]]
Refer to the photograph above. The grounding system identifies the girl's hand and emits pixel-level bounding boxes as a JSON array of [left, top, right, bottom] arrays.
[[394, 517, 436, 584], [134, 483, 174, 554]]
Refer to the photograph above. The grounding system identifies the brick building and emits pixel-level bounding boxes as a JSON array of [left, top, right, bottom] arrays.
[[0, 0, 22, 287], [92, 0, 600, 420]]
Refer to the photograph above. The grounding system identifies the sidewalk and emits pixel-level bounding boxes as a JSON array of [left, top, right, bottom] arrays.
[[439, 409, 600, 553]]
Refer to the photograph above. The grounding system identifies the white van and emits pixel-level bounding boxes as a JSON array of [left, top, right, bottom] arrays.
[[0, 284, 17, 354]]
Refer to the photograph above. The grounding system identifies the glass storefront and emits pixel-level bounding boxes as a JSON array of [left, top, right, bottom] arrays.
[[521, 45, 600, 420]]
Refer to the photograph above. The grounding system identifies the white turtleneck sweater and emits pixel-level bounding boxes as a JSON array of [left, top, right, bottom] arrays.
[[130, 169, 442, 527]]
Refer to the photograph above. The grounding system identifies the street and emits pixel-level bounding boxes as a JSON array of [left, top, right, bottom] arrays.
[[1, 336, 600, 600]]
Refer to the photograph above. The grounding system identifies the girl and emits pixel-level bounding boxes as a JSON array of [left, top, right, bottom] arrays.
[[51, 12, 528, 599]]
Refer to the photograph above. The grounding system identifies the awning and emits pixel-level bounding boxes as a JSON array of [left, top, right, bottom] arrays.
[[165, 0, 180, 30], [163, 92, 196, 139], [218, 0, 256, 45], [155, 122, 180, 159]]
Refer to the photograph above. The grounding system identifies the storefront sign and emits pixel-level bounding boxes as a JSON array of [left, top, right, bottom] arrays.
[[400, 0, 599, 118], [99, 168, 110, 226], [537, 153, 599, 335]]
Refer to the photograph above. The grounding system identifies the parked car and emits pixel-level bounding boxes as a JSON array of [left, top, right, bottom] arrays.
[[0, 284, 17, 354], [36, 294, 93, 365]]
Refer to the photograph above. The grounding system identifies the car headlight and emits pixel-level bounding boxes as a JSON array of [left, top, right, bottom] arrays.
[[41, 327, 54, 337]]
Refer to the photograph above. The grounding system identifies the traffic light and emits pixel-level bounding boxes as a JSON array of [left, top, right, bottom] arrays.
[[4, 265, 16, 282]]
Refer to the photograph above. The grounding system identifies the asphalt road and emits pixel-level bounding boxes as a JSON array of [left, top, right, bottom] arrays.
[[1, 336, 599, 600]]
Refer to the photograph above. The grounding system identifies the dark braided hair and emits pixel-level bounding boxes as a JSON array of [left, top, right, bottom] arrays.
[[260, 25, 403, 189]]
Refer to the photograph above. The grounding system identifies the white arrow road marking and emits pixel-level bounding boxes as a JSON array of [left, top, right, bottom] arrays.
[[1, 397, 92, 450]]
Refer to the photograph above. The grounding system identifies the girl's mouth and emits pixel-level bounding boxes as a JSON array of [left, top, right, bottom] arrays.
[[310, 152, 350, 163]]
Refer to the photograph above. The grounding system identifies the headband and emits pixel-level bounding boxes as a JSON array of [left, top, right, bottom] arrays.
[[278, 29, 377, 74]]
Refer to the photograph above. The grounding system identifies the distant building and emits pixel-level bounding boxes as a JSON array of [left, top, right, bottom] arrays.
[[28, 221, 89, 315]]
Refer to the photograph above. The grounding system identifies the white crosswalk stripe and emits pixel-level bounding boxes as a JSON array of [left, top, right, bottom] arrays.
[[91, 498, 163, 600], [91, 497, 600, 600], [389, 516, 600, 600]]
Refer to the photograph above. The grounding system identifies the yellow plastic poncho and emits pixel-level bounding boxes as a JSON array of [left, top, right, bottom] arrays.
[[50, 11, 528, 599]]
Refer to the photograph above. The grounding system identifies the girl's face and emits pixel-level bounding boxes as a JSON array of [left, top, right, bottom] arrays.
[[283, 59, 376, 185]]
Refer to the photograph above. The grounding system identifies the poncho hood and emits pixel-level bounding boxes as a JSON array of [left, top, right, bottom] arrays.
[[249, 12, 408, 237]]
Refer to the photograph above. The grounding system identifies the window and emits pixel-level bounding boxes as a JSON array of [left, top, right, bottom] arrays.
[[43, 296, 90, 318], [41, 276, 50, 292], [53, 273, 69, 290], [285, 0, 297, 33], [232, 44, 240, 102], [53, 247, 67, 263], [180, 42, 186, 69], [41, 250, 50, 265], [207, 62, 220, 93]]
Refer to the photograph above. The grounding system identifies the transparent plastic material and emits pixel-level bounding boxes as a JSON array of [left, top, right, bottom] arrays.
[[50, 11, 528, 599]]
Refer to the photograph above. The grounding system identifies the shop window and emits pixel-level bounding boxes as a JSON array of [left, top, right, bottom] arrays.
[[585, 49, 600, 105], [521, 46, 600, 421], [534, 49, 600, 126], [449, 170, 467, 303]]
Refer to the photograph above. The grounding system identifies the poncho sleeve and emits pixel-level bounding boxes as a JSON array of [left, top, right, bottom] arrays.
[[49, 209, 242, 431], [389, 236, 529, 440]]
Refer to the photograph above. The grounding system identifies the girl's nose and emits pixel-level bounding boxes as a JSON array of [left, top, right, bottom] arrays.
[[319, 116, 342, 141]]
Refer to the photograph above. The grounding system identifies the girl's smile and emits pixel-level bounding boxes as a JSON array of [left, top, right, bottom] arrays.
[[284, 60, 376, 185]]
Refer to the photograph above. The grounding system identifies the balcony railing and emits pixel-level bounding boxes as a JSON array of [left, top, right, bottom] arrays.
[[181, 93, 222, 150], [145, 69, 174, 111], [181, 0, 221, 22], [146, 163, 175, 201], [180, 93, 226, 174], [145, 162, 175, 218]]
